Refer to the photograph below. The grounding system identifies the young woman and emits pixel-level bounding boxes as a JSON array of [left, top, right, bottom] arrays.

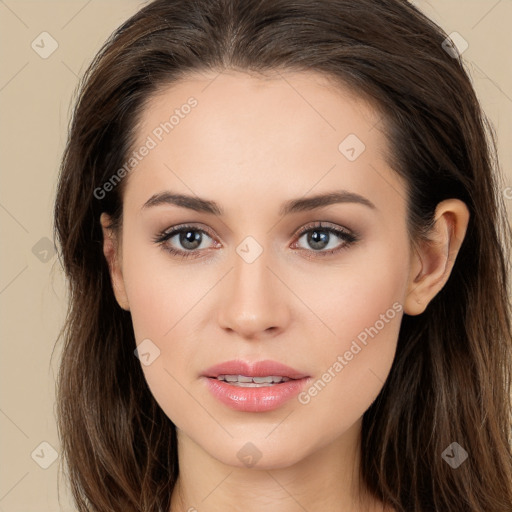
[[53, 0, 512, 511]]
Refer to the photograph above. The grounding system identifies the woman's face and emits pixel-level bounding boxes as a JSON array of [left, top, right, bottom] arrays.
[[104, 70, 419, 469]]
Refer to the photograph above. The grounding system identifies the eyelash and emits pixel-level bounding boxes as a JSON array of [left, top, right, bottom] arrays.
[[153, 222, 359, 260]]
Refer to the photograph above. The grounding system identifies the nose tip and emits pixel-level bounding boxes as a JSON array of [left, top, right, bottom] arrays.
[[216, 257, 290, 339]]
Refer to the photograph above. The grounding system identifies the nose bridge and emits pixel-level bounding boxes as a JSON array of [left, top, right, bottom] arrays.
[[232, 244, 271, 300], [216, 236, 289, 336]]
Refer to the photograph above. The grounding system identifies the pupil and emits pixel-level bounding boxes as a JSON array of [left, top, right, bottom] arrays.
[[180, 230, 201, 249], [309, 230, 329, 250]]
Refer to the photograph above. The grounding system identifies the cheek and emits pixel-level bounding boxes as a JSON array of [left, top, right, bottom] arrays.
[[288, 247, 406, 431], [297, 314, 400, 450], [291, 240, 408, 350], [120, 235, 210, 341], [120, 240, 207, 430]]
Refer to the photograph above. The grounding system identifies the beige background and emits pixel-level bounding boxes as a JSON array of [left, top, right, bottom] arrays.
[[0, 1, 511, 511]]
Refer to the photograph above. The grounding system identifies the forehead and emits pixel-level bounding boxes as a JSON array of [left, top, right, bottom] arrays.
[[123, 70, 405, 217], [136, 69, 384, 152]]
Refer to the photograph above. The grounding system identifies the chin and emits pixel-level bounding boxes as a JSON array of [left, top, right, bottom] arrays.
[[197, 432, 316, 470]]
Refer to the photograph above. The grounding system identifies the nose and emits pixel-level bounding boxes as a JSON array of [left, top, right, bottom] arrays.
[[216, 246, 290, 340]]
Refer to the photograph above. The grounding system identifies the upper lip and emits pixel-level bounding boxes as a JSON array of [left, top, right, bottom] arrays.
[[202, 359, 309, 380]]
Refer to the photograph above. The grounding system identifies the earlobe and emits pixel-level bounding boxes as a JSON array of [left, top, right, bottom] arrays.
[[100, 213, 130, 311], [404, 199, 470, 315]]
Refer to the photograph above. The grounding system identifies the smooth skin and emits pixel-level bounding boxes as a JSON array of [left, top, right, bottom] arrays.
[[100, 70, 469, 512]]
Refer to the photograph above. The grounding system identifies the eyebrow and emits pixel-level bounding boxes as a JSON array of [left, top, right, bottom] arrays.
[[141, 190, 376, 216]]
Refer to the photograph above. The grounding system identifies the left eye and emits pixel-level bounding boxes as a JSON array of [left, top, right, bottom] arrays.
[[294, 224, 357, 253]]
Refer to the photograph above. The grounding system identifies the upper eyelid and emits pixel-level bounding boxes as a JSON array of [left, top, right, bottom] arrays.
[[296, 221, 352, 234]]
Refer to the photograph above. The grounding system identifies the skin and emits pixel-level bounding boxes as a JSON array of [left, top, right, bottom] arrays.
[[100, 70, 469, 512]]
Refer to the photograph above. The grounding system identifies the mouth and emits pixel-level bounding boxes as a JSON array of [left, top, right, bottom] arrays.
[[202, 359, 309, 383], [201, 359, 310, 412]]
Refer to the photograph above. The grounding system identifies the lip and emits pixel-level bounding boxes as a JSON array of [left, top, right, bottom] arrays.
[[202, 359, 309, 380], [201, 359, 310, 412]]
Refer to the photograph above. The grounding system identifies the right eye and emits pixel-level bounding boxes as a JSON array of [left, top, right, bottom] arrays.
[[153, 224, 220, 259]]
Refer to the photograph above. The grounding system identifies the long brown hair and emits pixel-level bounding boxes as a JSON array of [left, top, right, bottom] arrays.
[[53, 0, 512, 510]]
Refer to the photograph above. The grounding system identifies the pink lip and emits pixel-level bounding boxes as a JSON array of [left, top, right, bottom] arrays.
[[202, 359, 309, 379], [201, 359, 310, 412]]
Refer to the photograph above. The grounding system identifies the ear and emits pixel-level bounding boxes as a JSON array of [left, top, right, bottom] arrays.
[[404, 199, 470, 315], [100, 213, 130, 311]]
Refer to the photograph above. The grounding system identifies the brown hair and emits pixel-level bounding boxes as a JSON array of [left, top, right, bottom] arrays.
[[53, 0, 512, 510]]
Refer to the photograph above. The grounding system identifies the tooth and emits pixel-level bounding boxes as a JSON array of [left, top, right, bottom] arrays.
[[232, 382, 277, 387], [253, 376, 275, 384], [216, 374, 293, 385]]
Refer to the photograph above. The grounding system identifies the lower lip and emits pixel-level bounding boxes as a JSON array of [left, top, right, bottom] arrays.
[[203, 377, 310, 412]]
